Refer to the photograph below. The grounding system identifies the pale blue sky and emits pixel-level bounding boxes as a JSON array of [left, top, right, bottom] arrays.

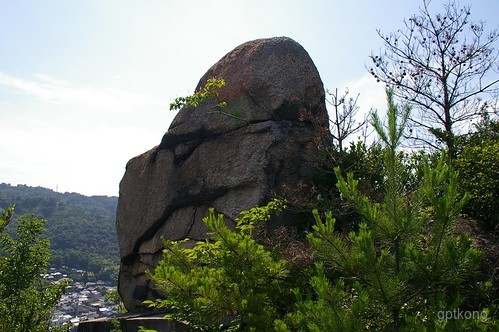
[[1, 0, 498, 196]]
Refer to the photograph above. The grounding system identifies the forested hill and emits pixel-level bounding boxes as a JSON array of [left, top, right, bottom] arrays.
[[0, 183, 119, 282]]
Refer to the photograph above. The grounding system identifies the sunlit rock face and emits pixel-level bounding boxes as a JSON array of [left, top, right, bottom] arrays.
[[116, 37, 331, 311]]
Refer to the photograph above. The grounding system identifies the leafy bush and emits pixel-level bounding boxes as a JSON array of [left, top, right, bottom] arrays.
[[312, 139, 431, 232], [145, 199, 296, 331], [0, 206, 69, 332], [455, 118, 499, 227]]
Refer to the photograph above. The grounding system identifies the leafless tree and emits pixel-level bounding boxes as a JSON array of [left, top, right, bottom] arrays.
[[369, 0, 499, 157], [327, 88, 369, 153]]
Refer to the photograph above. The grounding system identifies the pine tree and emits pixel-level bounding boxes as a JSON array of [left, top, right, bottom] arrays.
[[283, 89, 488, 331]]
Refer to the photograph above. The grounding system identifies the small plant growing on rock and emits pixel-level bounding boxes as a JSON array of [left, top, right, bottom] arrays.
[[169, 77, 227, 111]]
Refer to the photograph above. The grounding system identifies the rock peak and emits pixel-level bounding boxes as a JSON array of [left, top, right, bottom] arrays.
[[165, 36, 328, 141]]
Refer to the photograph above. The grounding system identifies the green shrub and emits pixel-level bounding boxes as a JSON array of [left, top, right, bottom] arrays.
[[455, 125, 499, 227], [145, 199, 295, 331], [0, 206, 69, 332], [278, 90, 493, 331]]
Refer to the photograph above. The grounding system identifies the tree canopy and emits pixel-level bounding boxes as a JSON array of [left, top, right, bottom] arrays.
[[0, 206, 69, 332], [0, 183, 119, 282]]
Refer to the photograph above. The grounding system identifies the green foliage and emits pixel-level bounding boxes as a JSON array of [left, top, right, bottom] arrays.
[[277, 261, 370, 331], [144, 85, 497, 330], [110, 318, 122, 332], [145, 199, 292, 331], [104, 288, 127, 314], [312, 115, 432, 239], [455, 117, 499, 227], [309, 141, 385, 233], [0, 183, 119, 282], [320, 141, 384, 192], [281, 90, 488, 331], [137, 327, 158, 332], [0, 205, 69, 332], [169, 78, 227, 111]]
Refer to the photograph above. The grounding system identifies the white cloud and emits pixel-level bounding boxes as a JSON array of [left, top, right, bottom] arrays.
[[0, 71, 174, 196], [342, 73, 388, 115], [326, 73, 390, 145], [0, 71, 163, 113]]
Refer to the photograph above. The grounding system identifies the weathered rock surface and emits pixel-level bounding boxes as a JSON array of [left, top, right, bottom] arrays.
[[116, 37, 331, 311]]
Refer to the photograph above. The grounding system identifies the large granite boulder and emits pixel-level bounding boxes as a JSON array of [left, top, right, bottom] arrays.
[[116, 37, 331, 311]]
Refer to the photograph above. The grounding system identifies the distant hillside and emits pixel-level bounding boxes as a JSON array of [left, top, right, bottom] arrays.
[[0, 183, 119, 282]]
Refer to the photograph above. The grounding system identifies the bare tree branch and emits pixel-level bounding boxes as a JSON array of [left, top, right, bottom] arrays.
[[326, 88, 369, 153], [368, 0, 499, 157]]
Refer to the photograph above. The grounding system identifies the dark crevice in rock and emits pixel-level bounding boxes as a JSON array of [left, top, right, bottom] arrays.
[[159, 126, 207, 150], [146, 148, 160, 165], [273, 100, 303, 122], [130, 187, 229, 256], [183, 205, 198, 239], [160, 109, 313, 159], [121, 250, 163, 269], [160, 118, 280, 166], [246, 91, 271, 115], [172, 139, 203, 166]]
